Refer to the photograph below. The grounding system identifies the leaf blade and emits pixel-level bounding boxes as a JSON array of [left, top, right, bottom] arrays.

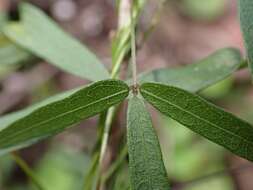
[[140, 83, 253, 162], [3, 3, 110, 81], [0, 80, 129, 155], [139, 48, 242, 92], [127, 96, 170, 190], [0, 88, 81, 131], [238, 0, 253, 76]]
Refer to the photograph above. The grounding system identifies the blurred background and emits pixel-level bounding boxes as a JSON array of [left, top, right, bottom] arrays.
[[0, 0, 253, 189]]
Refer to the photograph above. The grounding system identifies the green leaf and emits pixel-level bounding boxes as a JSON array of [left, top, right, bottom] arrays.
[[0, 80, 129, 155], [3, 3, 110, 81], [0, 88, 81, 131], [127, 96, 170, 190], [139, 48, 242, 92], [0, 35, 32, 65], [140, 83, 253, 162], [239, 0, 253, 77]]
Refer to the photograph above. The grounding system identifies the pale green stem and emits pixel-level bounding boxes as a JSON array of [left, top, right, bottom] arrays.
[[96, 0, 141, 189], [131, 9, 137, 89], [83, 153, 99, 190], [110, 48, 128, 79], [97, 0, 132, 178], [98, 107, 116, 166]]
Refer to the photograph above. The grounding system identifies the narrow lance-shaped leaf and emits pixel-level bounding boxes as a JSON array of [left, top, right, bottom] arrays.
[[238, 0, 253, 76], [139, 48, 243, 92], [127, 96, 170, 190], [140, 83, 253, 162], [0, 80, 129, 155], [3, 3, 110, 81], [0, 88, 81, 131]]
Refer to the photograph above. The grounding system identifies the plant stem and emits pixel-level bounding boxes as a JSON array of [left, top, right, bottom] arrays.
[[131, 8, 138, 92], [94, 0, 140, 189], [97, 0, 132, 182], [98, 107, 116, 166], [11, 152, 45, 190], [84, 1, 163, 188], [83, 153, 99, 190]]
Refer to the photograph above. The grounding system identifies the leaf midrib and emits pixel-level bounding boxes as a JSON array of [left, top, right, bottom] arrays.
[[141, 89, 253, 147], [0, 89, 128, 146]]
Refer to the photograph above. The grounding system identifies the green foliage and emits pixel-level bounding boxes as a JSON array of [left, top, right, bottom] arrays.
[[238, 0, 253, 77], [3, 3, 109, 81], [1, 1, 253, 190], [0, 80, 129, 155], [140, 82, 253, 162], [0, 88, 81, 130], [127, 96, 170, 190], [140, 48, 242, 92]]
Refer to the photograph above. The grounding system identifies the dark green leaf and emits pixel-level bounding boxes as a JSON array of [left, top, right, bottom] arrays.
[[238, 0, 253, 76], [3, 3, 110, 81], [0, 80, 129, 155], [127, 96, 170, 190], [139, 48, 242, 92], [0, 88, 81, 131], [140, 83, 253, 162]]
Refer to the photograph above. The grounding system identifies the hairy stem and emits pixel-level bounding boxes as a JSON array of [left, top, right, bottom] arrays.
[[131, 8, 138, 92]]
